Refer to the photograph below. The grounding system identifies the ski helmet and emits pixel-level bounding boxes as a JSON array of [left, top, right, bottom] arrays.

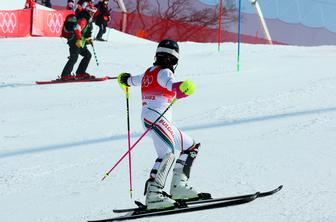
[[76, 0, 97, 19], [154, 39, 179, 71]]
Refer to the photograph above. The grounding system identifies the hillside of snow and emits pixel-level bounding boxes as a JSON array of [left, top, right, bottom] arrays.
[[0, 0, 53, 10], [1, 29, 336, 222]]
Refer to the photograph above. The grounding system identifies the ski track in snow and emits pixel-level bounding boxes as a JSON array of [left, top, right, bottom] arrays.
[[178, 75, 336, 136]]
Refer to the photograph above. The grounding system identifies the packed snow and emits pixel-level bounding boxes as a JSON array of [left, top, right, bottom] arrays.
[[1, 28, 336, 222], [0, 0, 53, 10]]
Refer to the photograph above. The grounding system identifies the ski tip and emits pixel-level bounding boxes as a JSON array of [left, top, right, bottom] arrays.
[[258, 185, 283, 198], [274, 185, 283, 193], [270, 185, 284, 194]]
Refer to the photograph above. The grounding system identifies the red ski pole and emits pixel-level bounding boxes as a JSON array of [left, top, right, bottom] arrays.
[[101, 98, 177, 181]]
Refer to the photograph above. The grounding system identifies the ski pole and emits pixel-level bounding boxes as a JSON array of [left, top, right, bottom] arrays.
[[91, 43, 99, 66], [107, 76, 118, 80], [101, 98, 177, 181], [125, 86, 133, 198], [106, 19, 112, 42], [237, 0, 242, 71]]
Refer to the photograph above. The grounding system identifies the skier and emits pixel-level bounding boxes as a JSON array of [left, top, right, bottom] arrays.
[[117, 39, 209, 210], [94, 0, 111, 41], [60, 0, 97, 81]]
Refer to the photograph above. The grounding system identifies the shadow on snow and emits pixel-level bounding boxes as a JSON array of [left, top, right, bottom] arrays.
[[1, 106, 335, 159]]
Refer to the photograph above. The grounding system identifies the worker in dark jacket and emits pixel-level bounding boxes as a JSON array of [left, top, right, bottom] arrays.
[[94, 0, 111, 41], [66, 0, 75, 11], [60, 0, 97, 80]]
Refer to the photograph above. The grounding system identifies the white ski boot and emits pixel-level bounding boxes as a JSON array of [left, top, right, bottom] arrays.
[[170, 170, 199, 200], [170, 143, 201, 200], [145, 153, 176, 210]]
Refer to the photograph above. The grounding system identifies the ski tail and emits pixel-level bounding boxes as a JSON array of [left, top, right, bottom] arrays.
[[35, 76, 116, 85]]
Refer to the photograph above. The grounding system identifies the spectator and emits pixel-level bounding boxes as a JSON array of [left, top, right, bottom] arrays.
[[42, 0, 52, 8], [24, 0, 36, 9], [66, 0, 75, 11], [76, 0, 97, 22], [94, 0, 111, 41]]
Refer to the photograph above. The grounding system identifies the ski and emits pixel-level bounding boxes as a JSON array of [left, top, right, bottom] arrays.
[[88, 185, 282, 222], [35, 76, 117, 85], [88, 194, 258, 222], [113, 185, 283, 213]]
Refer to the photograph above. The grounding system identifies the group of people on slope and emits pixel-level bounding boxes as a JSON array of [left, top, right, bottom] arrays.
[[24, 0, 111, 81], [60, 0, 111, 81], [63, 3, 207, 210], [63, 1, 208, 210], [66, 0, 111, 42]]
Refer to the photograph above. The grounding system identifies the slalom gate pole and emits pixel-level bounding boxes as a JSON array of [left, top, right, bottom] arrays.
[[237, 0, 242, 72], [101, 98, 177, 181], [106, 20, 112, 41], [125, 86, 133, 198], [218, 0, 223, 52], [91, 43, 99, 66], [106, 27, 111, 42]]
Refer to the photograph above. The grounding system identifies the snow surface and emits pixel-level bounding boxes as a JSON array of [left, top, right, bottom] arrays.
[[1, 28, 336, 222], [0, 0, 54, 10], [0, 0, 26, 10]]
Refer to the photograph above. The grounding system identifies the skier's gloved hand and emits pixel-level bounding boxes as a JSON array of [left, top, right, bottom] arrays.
[[118, 72, 131, 91], [75, 39, 83, 48], [172, 80, 195, 99], [85, 37, 93, 45]]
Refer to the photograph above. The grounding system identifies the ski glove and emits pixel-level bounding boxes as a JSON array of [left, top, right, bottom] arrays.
[[118, 72, 131, 91], [85, 37, 93, 45], [75, 39, 83, 48], [172, 80, 195, 99]]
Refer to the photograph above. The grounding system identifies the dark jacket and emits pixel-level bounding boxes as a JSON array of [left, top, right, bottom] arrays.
[[62, 14, 92, 43], [94, 1, 111, 26]]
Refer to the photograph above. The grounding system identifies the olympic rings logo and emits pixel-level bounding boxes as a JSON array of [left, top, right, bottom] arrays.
[[142, 75, 153, 87], [47, 13, 63, 33], [0, 12, 17, 33]]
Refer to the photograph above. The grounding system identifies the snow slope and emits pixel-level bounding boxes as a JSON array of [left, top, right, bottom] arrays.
[[0, 0, 53, 10], [0, 0, 26, 10], [1, 29, 336, 222]]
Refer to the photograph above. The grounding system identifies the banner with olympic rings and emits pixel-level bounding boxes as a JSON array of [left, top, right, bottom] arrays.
[[31, 9, 73, 37], [0, 9, 31, 37]]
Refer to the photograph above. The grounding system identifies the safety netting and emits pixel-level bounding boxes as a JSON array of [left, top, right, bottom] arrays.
[[51, 0, 336, 45]]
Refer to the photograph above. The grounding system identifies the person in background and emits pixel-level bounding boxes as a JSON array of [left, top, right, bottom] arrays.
[[94, 0, 111, 41], [66, 0, 76, 11], [76, 0, 96, 21], [41, 0, 52, 8], [24, 0, 36, 9], [60, 0, 97, 81]]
